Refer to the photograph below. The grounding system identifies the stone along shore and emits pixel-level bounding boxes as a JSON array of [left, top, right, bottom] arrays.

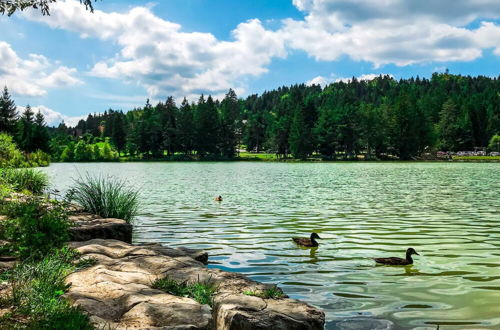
[[67, 212, 326, 329]]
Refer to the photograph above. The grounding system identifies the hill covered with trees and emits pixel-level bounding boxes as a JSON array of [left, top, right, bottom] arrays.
[[48, 73, 499, 161]]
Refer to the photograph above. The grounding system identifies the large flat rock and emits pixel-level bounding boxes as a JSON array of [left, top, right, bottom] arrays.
[[67, 239, 325, 329], [69, 214, 133, 243]]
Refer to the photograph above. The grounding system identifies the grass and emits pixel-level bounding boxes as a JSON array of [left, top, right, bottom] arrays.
[[0, 197, 71, 260], [2, 247, 93, 329], [237, 152, 278, 161], [0, 168, 49, 195], [452, 155, 500, 161], [152, 277, 218, 307], [68, 174, 139, 223], [243, 286, 286, 299]]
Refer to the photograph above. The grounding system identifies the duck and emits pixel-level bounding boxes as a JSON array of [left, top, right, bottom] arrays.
[[214, 195, 223, 201], [374, 248, 420, 266], [292, 233, 322, 247]]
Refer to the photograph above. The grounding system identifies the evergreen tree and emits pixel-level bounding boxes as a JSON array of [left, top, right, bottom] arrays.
[[17, 105, 35, 152], [0, 86, 17, 134], [32, 111, 50, 152], [219, 89, 240, 158], [111, 112, 126, 154]]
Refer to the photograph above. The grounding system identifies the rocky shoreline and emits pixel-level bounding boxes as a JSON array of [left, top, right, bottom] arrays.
[[62, 209, 325, 329]]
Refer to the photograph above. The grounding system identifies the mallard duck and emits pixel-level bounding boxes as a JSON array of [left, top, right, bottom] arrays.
[[374, 248, 420, 266], [214, 195, 222, 201], [292, 233, 321, 247]]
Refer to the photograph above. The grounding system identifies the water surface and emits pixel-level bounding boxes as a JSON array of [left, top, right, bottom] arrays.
[[42, 162, 500, 329]]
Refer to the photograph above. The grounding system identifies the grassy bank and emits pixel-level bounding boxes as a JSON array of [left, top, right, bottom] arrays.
[[0, 169, 139, 329]]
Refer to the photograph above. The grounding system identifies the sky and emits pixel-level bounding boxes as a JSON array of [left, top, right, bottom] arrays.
[[1, 0, 500, 126]]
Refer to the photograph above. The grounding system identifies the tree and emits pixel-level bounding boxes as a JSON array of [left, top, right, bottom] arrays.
[[32, 111, 50, 152], [0, 0, 98, 16], [219, 89, 240, 158], [17, 105, 35, 152], [177, 98, 195, 155], [111, 112, 126, 154], [194, 95, 219, 156], [289, 105, 312, 159], [0, 86, 18, 134], [161, 97, 178, 156]]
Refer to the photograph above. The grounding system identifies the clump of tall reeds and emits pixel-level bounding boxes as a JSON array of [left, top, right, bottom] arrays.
[[69, 174, 139, 223]]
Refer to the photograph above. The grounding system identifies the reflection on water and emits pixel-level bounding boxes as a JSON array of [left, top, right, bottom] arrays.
[[42, 162, 500, 329]]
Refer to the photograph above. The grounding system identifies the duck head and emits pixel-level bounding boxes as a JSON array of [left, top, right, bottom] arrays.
[[310, 233, 321, 240], [406, 248, 419, 256]]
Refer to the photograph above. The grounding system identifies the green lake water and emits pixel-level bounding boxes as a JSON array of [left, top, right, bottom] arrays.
[[42, 162, 500, 329]]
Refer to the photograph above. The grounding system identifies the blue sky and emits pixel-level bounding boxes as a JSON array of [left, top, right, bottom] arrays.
[[1, 0, 500, 126]]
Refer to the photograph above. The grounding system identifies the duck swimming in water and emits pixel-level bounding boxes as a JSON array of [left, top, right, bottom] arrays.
[[292, 233, 321, 247], [374, 248, 420, 266], [214, 195, 223, 201]]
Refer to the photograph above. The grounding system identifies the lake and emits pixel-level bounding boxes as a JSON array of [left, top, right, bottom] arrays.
[[42, 162, 500, 329]]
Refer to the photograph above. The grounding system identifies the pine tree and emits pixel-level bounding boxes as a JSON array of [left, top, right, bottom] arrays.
[[219, 89, 240, 158], [0, 86, 18, 134], [17, 105, 35, 152], [32, 111, 50, 152]]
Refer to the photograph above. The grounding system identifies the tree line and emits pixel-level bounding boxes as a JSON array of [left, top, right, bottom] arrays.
[[2, 73, 500, 161]]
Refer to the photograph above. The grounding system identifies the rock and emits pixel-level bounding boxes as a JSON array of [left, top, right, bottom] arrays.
[[69, 216, 133, 243], [66, 239, 325, 330]]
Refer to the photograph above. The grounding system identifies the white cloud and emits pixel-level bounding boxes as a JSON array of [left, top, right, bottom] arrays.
[[285, 0, 500, 67], [0, 42, 82, 97], [18, 105, 85, 127], [24, 1, 286, 99]]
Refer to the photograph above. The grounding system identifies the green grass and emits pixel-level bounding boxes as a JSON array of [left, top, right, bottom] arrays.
[[152, 277, 218, 307], [68, 174, 139, 223], [4, 247, 93, 329], [0, 168, 49, 195], [243, 286, 286, 299], [0, 197, 71, 260], [237, 152, 278, 161], [452, 156, 500, 161]]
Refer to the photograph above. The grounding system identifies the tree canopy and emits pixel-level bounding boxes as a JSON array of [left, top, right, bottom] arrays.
[[0, 0, 97, 16]]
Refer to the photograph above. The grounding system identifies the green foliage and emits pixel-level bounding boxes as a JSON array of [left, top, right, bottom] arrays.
[[1, 198, 70, 259], [69, 174, 139, 222], [59, 139, 118, 162], [7, 248, 92, 329], [488, 134, 500, 152], [0, 86, 17, 134], [44, 73, 500, 160], [152, 277, 218, 307], [0, 133, 26, 167], [0, 168, 49, 194], [243, 286, 285, 299]]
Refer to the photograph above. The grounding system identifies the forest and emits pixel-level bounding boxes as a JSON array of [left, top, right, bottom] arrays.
[[1, 72, 499, 162]]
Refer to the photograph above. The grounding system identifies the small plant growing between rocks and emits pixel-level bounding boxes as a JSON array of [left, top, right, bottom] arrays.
[[243, 286, 286, 299], [152, 276, 218, 307]]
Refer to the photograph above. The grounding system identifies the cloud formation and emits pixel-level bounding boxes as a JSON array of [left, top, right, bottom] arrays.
[[19, 0, 500, 101], [286, 0, 500, 67], [0, 41, 82, 96], [25, 1, 286, 99]]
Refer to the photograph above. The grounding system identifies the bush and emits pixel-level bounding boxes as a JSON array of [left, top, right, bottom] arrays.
[[0, 168, 49, 195], [0, 133, 27, 168], [26, 149, 51, 167], [152, 277, 218, 306], [69, 174, 139, 223], [9, 247, 93, 329], [1, 198, 71, 259]]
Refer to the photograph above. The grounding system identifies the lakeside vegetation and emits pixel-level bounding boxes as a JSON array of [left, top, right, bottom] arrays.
[[0, 144, 139, 328], [2, 73, 499, 162]]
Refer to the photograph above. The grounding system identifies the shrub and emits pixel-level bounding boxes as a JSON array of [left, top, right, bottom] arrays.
[[26, 149, 51, 167], [1, 198, 70, 259], [69, 174, 139, 223], [9, 248, 92, 329], [0, 133, 27, 168], [152, 277, 218, 306], [0, 168, 49, 194]]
